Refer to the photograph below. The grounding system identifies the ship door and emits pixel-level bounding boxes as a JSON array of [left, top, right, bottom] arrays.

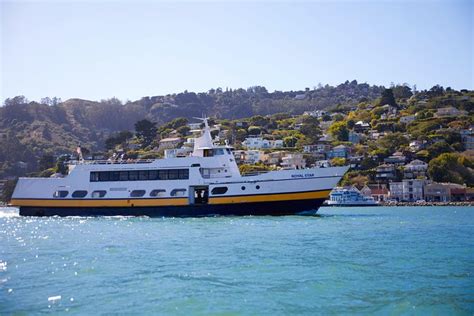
[[190, 186, 209, 205]]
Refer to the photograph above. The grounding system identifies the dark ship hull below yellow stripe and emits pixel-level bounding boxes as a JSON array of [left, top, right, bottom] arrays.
[[13, 190, 331, 217]]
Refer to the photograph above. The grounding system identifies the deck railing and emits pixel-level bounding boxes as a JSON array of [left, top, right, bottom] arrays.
[[69, 159, 155, 165]]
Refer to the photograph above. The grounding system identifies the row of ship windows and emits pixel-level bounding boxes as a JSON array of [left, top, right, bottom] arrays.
[[53, 187, 231, 198], [90, 169, 189, 182]]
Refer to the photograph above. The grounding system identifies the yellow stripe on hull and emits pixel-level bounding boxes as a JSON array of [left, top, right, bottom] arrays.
[[208, 190, 331, 204], [11, 190, 331, 208]]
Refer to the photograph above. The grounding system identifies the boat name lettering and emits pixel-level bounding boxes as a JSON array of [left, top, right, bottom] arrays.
[[291, 173, 314, 178]]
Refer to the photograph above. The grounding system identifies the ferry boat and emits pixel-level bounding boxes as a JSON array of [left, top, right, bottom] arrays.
[[326, 186, 378, 206], [11, 119, 349, 217]]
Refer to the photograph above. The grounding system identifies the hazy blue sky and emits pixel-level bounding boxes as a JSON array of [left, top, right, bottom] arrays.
[[1, 0, 472, 102]]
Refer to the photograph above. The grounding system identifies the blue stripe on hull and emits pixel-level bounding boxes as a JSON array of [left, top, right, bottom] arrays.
[[19, 198, 326, 217]]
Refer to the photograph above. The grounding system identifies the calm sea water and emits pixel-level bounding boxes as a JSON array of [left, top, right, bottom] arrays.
[[1, 206, 473, 315]]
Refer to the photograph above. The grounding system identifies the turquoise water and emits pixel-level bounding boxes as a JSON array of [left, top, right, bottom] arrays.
[[1, 206, 473, 315]]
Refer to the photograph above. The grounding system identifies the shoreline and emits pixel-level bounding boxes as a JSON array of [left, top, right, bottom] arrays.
[[377, 201, 474, 207]]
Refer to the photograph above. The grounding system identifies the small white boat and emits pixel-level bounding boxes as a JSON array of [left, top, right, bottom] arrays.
[[327, 186, 378, 206]]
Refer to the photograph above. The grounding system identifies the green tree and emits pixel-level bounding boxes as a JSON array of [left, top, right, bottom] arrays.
[[38, 154, 55, 171], [377, 132, 408, 153], [392, 84, 413, 99], [135, 119, 157, 148], [328, 121, 349, 142], [426, 141, 453, 160], [330, 157, 347, 166], [248, 126, 262, 135], [379, 88, 397, 107], [428, 153, 474, 186], [283, 136, 298, 147]]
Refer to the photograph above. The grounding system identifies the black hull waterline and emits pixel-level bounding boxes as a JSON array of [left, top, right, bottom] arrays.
[[19, 198, 326, 217]]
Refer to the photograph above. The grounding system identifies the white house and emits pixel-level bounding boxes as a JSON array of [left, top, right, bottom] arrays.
[[389, 179, 427, 202], [244, 150, 266, 164], [403, 159, 428, 179], [242, 137, 283, 149], [435, 106, 468, 117], [400, 115, 416, 124], [281, 153, 306, 169]]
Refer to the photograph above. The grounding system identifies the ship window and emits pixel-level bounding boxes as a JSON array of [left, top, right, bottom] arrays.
[[72, 190, 88, 198], [90, 172, 99, 182], [149, 170, 158, 180], [170, 189, 186, 197], [191, 163, 200, 167], [92, 190, 107, 198], [139, 170, 149, 180], [226, 148, 232, 154], [119, 171, 128, 181], [214, 148, 224, 155], [256, 185, 260, 190], [241, 186, 246, 191], [128, 171, 138, 181], [130, 190, 146, 197], [150, 189, 166, 197], [53, 190, 68, 198], [178, 169, 189, 179], [89, 169, 189, 182], [158, 170, 168, 180], [168, 169, 179, 180], [111, 171, 120, 181], [99, 172, 110, 181], [211, 187, 228, 195], [203, 149, 213, 157]]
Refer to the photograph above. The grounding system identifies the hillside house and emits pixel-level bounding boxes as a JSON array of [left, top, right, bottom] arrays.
[[376, 164, 397, 182], [354, 121, 370, 132], [303, 143, 331, 155], [327, 145, 350, 159], [242, 136, 283, 149], [435, 106, 468, 117], [400, 115, 416, 124], [384, 152, 406, 165], [244, 150, 266, 164], [281, 153, 306, 169], [403, 159, 428, 179], [348, 131, 364, 144], [159, 137, 182, 150], [460, 128, 474, 150], [263, 151, 287, 166]]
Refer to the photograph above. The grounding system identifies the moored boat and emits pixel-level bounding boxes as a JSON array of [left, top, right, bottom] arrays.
[[326, 186, 378, 206], [11, 119, 349, 217]]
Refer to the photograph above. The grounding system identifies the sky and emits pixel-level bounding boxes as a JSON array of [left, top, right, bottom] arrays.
[[1, 0, 473, 103]]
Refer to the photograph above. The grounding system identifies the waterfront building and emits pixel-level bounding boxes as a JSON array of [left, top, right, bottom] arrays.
[[424, 182, 473, 202], [389, 179, 427, 202]]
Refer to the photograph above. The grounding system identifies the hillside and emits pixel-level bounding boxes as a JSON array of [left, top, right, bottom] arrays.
[[0, 80, 383, 177], [1, 82, 473, 183]]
